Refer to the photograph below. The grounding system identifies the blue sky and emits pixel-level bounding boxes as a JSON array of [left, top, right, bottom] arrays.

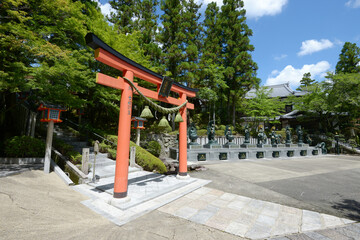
[[96, 0, 360, 89]]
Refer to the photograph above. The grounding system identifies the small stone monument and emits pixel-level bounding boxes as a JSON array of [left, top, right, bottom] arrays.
[[204, 120, 220, 148], [296, 125, 304, 145], [81, 148, 90, 175], [92, 140, 99, 183]]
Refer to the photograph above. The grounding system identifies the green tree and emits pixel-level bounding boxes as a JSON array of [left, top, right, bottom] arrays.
[[159, 0, 185, 80], [297, 72, 315, 90], [244, 87, 285, 126], [0, 0, 152, 136], [108, 0, 138, 34], [335, 42, 360, 74], [136, 0, 162, 67], [219, 0, 259, 126], [292, 81, 334, 132], [327, 73, 360, 118], [179, 0, 202, 87]]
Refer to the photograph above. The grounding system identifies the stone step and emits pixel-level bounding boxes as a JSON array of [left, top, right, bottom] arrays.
[[70, 141, 89, 147]]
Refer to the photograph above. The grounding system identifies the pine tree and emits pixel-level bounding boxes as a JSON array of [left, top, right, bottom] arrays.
[[197, 2, 227, 116], [179, 0, 202, 87], [136, 0, 162, 66], [335, 42, 360, 74], [297, 72, 315, 90], [159, 0, 185, 81], [108, 0, 138, 34], [219, 0, 259, 125]]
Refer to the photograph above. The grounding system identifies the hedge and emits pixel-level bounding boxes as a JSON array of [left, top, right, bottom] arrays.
[[4, 136, 45, 158], [105, 134, 166, 174]]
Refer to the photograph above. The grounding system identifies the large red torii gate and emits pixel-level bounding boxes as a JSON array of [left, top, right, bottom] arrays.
[[85, 33, 198, 199]]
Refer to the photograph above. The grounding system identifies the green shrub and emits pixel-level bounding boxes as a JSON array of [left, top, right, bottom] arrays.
[[68, 150, 82, 164], [107, 148, 117, 160], [106, 135, 118, 144], [146, 141, 161, 157], [99, 141, 111, 153], [53, 138, 74, 155], [130, 141, 166, 174], [218, 125, 226, 131], [197, 129, 207, 136], [4, 136, 45, 157], [276, 130, 286, 140], [215, 130, 223, 136], [99, 135, 166, 173], [168, 130, 179, 135]]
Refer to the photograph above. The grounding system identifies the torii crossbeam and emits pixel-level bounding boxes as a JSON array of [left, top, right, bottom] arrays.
[[86, 33, 198, 199]]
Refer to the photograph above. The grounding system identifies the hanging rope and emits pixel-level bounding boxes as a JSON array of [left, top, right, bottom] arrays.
[[123, 77, 188, 114]]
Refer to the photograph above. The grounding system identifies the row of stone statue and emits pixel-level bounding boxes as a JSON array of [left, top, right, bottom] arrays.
[[188, 121, 308, 146]]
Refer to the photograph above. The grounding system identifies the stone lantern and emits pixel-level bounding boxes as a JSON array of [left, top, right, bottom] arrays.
[[37, 103, 66, 173], [131, 117, 147, 145]]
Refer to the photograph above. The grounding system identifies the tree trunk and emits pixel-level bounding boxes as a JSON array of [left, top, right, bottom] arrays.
[[232, 95, 236, 127]]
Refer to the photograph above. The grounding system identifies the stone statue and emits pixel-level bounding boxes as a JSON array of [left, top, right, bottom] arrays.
[[296, 125, 303, 144], [270, 127, 277, 145], [285, 126, 291, 144], [275, 134, 281, 144], [244, 125, 250, 144], [316, 142, 327, 154], [305, 135, 312, 145], [225, 125, 234, 144], [207, 120, 216, 144], [257, 126, 265, 145], [188, 123, 199, 145]]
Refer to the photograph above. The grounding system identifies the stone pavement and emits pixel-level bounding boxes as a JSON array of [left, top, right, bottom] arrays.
[[72, 171, 211, 226], [1, 156, 360, 239], [158, 186, 355, 239], [72, 168, 357, 239]]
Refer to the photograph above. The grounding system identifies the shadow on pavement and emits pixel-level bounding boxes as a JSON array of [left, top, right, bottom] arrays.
[[332, 199, 360, 221]]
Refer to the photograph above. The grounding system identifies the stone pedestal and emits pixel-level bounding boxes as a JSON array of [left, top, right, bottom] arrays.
[[223, 142, 239, 148], [204, 143, 221, 149]]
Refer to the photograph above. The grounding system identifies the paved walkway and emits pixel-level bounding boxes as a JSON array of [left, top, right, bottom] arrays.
[[159, 187, 355, 239], [1, 155, 360, 239], [71, 169, 357, 239]]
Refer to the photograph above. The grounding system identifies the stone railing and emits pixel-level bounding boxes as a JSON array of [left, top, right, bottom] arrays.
[[195, 136, 261, 145]]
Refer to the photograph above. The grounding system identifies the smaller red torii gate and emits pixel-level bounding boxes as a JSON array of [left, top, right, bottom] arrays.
[[86, 33, 198, 199]]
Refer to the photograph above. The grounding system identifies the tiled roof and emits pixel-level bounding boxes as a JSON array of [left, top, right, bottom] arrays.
[[246, 83, 305, 98]]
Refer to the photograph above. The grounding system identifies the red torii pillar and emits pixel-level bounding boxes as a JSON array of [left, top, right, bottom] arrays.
[[86, 33, 197, 198]]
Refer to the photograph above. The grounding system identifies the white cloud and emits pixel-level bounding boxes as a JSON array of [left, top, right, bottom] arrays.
[[274, 54, 287, 61], [197, 0, 287, 19], [243, 0, 288, 19], [266, 61, 331, 88], [298, 39, 334, 56], [200, 0, 223, 6], [92, 0, 115, 17], [346, 0, 360, 8]]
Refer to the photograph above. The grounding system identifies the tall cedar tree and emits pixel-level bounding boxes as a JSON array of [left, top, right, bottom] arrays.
[[179, 0, 202, 87], [159, 0, 185, 80], [108, 0, 138, 34], [137, 0, 162, 67], [197, 2, 227, 118], [220, 0, 259, 126], [335, 42, 360, 74]]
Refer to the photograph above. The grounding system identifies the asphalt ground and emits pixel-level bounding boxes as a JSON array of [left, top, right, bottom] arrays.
[[190, 155, 360, 222]]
